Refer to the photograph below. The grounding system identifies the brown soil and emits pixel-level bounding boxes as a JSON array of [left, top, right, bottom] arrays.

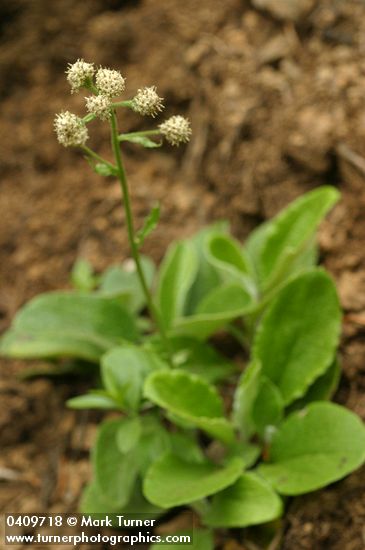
[[1, 0, 365, 548]]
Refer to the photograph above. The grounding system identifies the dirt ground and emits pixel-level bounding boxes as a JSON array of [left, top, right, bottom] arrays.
[[1, 0, 365, 548]]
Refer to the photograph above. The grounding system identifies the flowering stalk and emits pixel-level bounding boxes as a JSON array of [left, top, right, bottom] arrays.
[[55, 59, 192, 364], [109, 111, 172, 363]]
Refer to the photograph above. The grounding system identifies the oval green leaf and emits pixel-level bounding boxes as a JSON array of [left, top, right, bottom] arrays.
[[208, 234, 251, 275], [184, 224, 226, 315], [144, 370, 234, 444], [81, 480, 162, 517], [232, 360, 262, 438], [117, 417, 142, 453], [156, 241, 198, 329], [289, 358, 341, 412], [144, 453, 243, 507], [99, 255, 155, 313], [93, 419, 140, 507], [67, 393, 118, 410], [172, 284, 255, 340], [245, 186, 339, 289], [102, 345, 166, 412], [169, 336, 236, 383], [257, 402, 365, 495], [253, 270, 341, 405], [252, 377, 284, 437], [206, 233, 257, 297], [203, 472, 283, 527], [71, 258, 97, 291], [135, 414, 171, 475], [0, 292, 138, 362]]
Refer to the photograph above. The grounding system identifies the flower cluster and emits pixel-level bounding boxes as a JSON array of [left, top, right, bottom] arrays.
[[85, 95, 112, 121], [95, 68, 126, 99], [55, 59, 191, 148], [66, 59, 95, 94], [159, 115, 192, 146], [54, 112, 88, 147], [131, 86, 164, 117]]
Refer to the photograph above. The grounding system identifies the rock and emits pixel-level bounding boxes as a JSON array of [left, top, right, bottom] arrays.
[[251, 0, 315, 22], [338, 271, 365, 311], [258, 33, 293, 65], [284, 107, 336, 172]]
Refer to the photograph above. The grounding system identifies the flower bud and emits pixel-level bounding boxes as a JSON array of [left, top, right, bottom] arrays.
[[96, 67, 126, 98], [66, 59, 95, 93], [85, 94, 112, 120], [159, 115, 192, 146], [131, 86, 164, 117], [54, 111, 89, 147]]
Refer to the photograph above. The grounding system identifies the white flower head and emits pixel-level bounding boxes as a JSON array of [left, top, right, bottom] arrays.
[[131, 86, 164, 117], [85, 94, 112, 120], [159, 115, 192, 146], [54, 111, 88, 147], [96, 67, 126, 98], [66, 59, 95, 93]]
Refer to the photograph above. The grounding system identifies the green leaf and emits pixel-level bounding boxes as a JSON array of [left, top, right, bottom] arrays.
[[232, 360, 262, 438], [156, 241, 198, 329], [252, 377, 284, 437], [99, 256, 155, 313], [203, 472, 283, 527], [0, 292, 138, 362], [168, 431, 205, 463], [143, 453, 244, 507], [169, 336, 236, 383], [146, 335, 227, 377], [135, 203, 160, 248], [196, 283, 253, 316], [289, 239, 318, 278], [206, 233, 257, 297], [93, 418, 139, 507], [101, 345, 166, 412], [144, 370, 235, 444], [66, 393, 118, 410], [245, 186, 340, 289], [71, 259, 97, 291], [116, 480, 163, 516], [184, 224, 227, 315], [150, 529, 213, 550], [257, 402, 365, 495], [240, 443, 262, 468], [253, 270, 341, 405], [116, 417, 142, 453], [80, 482, 123, 515], [135, 414, 171, 475], [289, 359, 341, 411], [119, 134, 162, 148], [172, 284, 255, 340], [94, 163, 116, 176], [208, 233, 251, 274], [81, 480, 162, 517]]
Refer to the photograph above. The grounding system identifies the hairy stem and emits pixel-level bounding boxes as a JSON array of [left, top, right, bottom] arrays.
[[109, 110, 172, 364]]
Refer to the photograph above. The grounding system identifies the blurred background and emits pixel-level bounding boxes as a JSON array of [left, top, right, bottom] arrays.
[[1, 1, 365, 548]]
